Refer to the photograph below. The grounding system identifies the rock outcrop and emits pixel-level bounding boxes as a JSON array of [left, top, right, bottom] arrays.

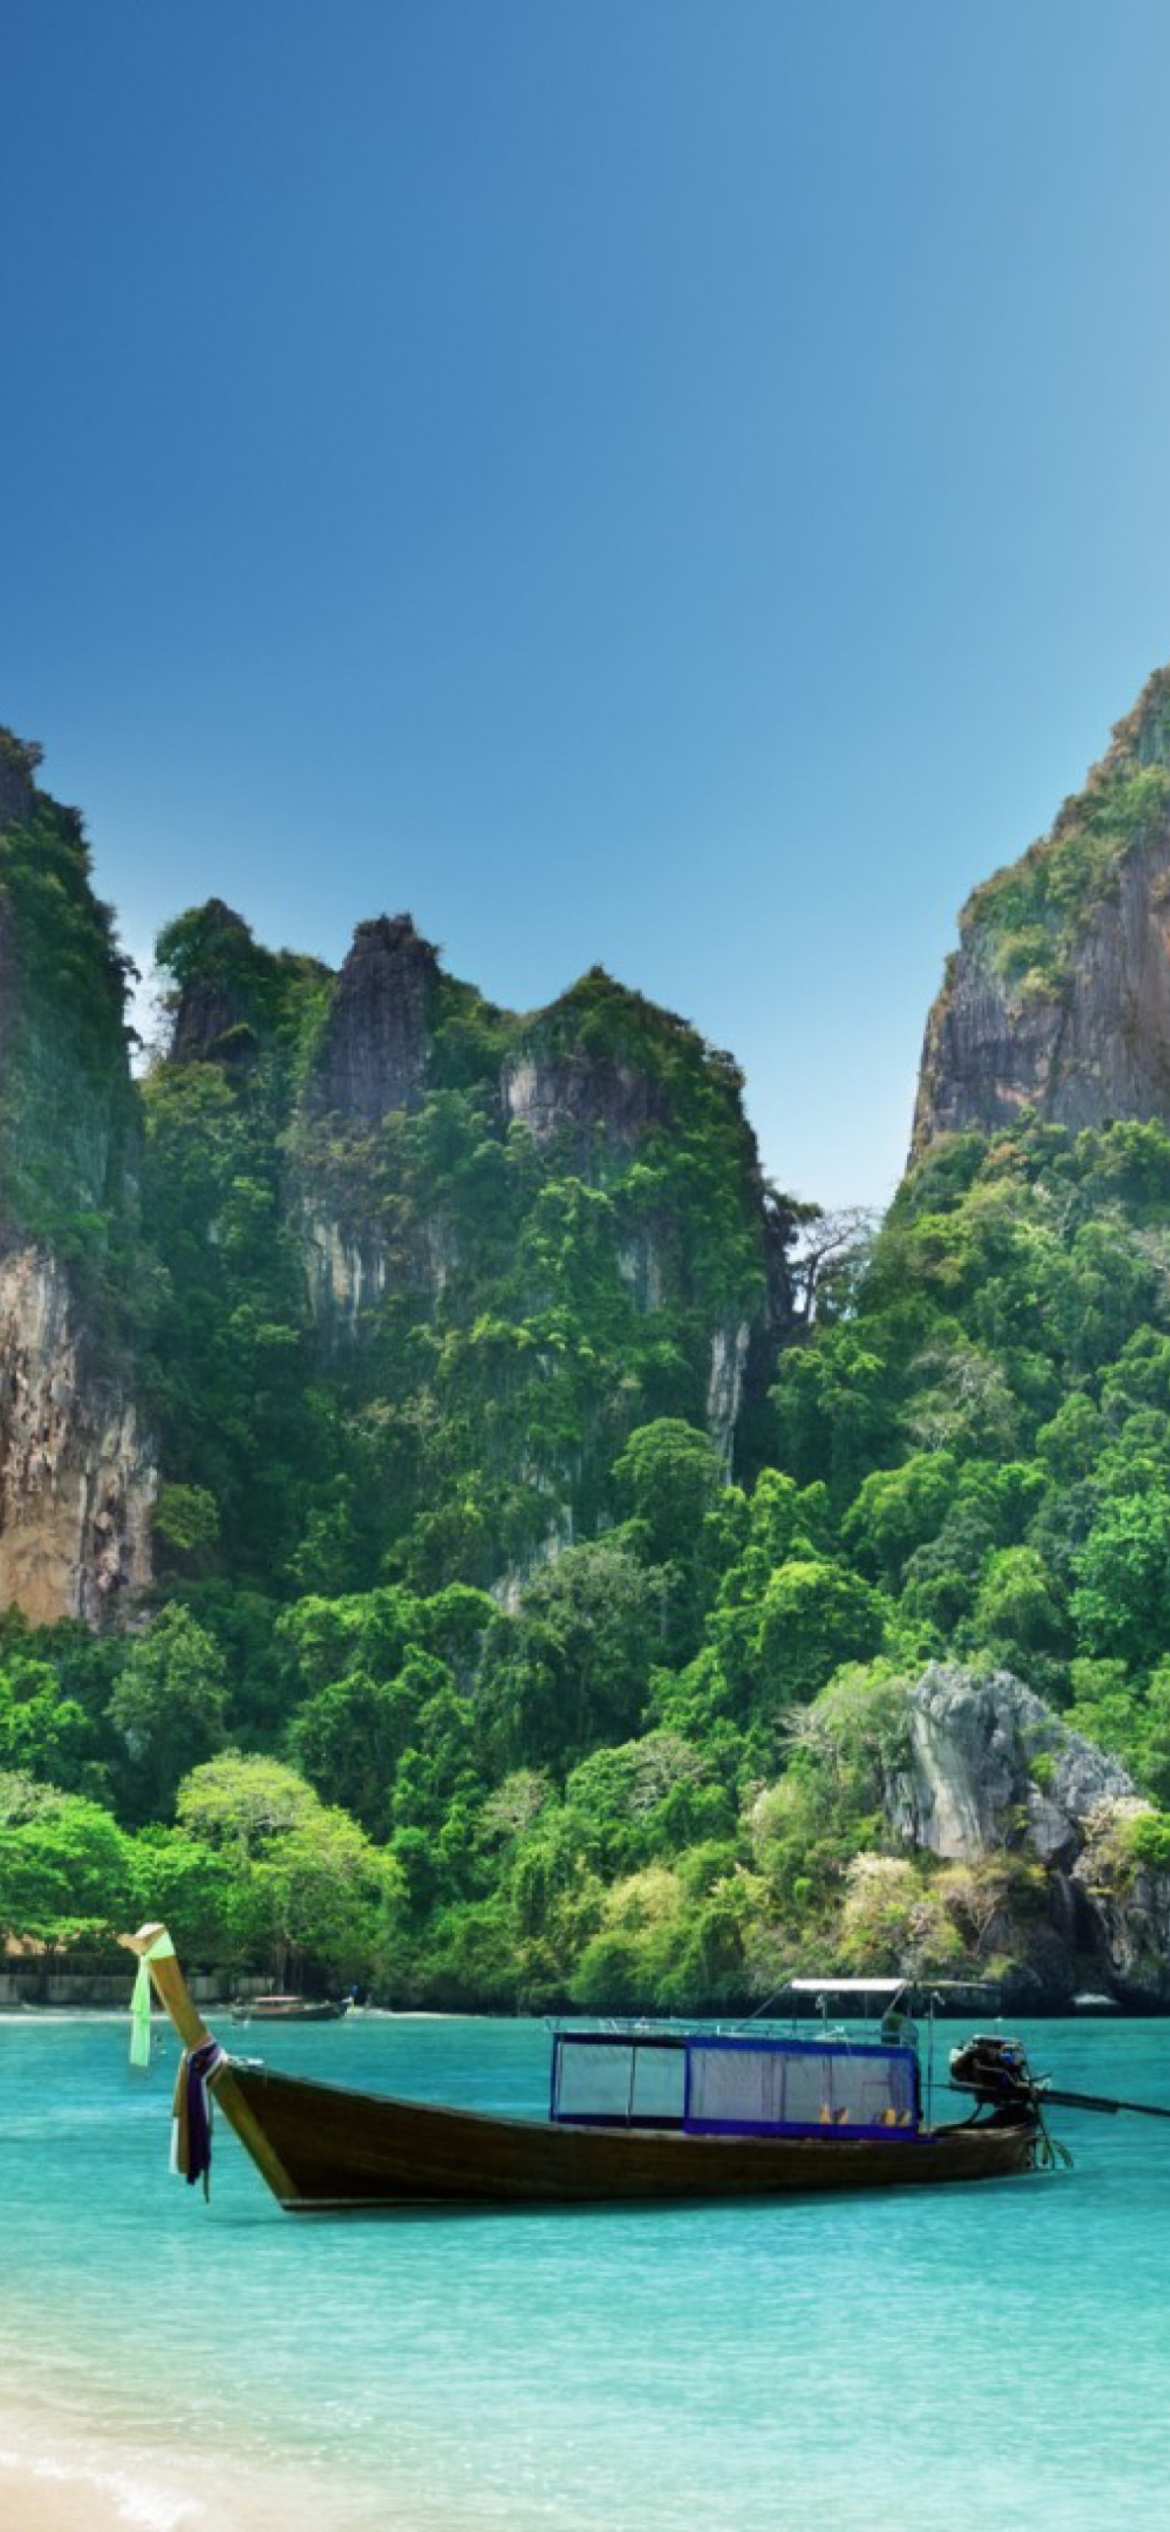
[[0, 1247, 154, 1622], [498, 975, 795, 1469], [913, 664, 1170, 1154], [289, 953, 794, 1479], [887, 1663, 1133, 1865], [885, 1665, 1170, 2001], [502, 1028, 670, 1164], [0, 728, 38, 834], [168, 899, 265, 1066], [309, 915, 439, 1125]]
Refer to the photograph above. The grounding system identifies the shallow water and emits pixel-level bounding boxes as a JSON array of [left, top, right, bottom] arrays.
[[2, 2011, 1170, 2528]]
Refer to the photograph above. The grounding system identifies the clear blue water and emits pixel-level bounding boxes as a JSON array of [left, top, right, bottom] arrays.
[[3, 2011, 1170, 2528]]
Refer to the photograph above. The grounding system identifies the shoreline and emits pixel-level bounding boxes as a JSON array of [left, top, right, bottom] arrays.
[[0, 2408, 208, 2532], [0, 2004, 467, 2023], [0, 2411, 429, 2532], [0, 2377, 453, 2532], [0, 2448, 197, 2532]]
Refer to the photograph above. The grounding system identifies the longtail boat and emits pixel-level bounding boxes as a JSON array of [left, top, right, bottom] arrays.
[[121, 1926, 1063, 2211], [230, 1995, 351, 2025]]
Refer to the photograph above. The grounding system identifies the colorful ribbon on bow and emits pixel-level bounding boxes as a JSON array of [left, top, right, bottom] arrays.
[[171, 2040, 226, 2198]]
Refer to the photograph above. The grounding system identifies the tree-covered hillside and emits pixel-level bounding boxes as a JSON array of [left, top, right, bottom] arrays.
[[10, 1099, 1170, 2004], [6, 713, 1170, 2007]]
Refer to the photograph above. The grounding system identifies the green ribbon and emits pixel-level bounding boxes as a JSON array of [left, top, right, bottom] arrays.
[[127, 1929, 174, 2069], [129, 1957, 153, 2067]]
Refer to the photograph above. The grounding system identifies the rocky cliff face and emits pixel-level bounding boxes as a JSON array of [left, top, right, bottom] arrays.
[[168, 899, 264, 1065], [0, 727, 154, 1624], [309, 915, 439, 1125], [913, 665, 1170, 1154], [502, 1027, 670, 1160], [885, 1665, 1170, 2001], [495, 976, 791, 1470], [0, 1247, 154, 1623], [292, 915, 442, 1330], [154, 909, 796, 1587]]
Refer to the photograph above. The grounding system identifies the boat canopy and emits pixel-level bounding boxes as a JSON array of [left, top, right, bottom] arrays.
[[551, 2030, 921, 2142], [786, 1978, 908, 1995], [784, 1977, 999, 1996]]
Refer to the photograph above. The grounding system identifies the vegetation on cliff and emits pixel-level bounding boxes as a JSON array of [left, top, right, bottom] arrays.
[[7, 731, 1170, 2004], [9, 1099, 1170, 2003], [0, 744, 140, 1310], [143, 921, 783, 1599]]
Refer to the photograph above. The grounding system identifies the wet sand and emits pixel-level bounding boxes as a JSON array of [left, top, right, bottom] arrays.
[[0, 2442, 201, 2531], [0, 2420, 385, 2532], [0, 2408, 444, 2532]]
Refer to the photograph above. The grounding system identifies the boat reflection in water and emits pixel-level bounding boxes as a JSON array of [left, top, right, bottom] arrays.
[[123, 1931, 1060, 2212]]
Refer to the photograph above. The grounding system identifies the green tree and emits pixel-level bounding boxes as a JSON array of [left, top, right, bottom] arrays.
[[288, 1667, 418, 1836], [107, 1606, 229, 1820], [174, 1751, 402, 1984], [612, 1419, 723, 1563], [1071, 1492, 1170, 1668], [0, 1784, 140, 1944], [711, 1558, 885, 1718], [971, 1547, 1067, 1664], [480, 1542, 664, 1767]]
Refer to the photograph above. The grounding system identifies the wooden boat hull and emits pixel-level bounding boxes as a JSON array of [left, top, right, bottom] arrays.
[[227, 2063, 1038, 2210]]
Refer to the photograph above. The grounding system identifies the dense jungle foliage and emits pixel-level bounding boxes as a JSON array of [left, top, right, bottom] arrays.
[[10, 1055, 1170, 1998], [5, 756, 1170, 2003]]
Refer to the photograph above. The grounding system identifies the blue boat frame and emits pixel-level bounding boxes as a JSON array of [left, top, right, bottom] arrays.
[[550, 2026, 923, 2144]]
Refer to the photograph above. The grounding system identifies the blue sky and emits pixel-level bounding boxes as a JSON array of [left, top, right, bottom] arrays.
[[5, 2, 1170, 1206]]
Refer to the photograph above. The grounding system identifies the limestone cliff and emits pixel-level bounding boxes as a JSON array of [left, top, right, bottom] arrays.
[[884, 1665, 1170, 2002], [308, 915, 439, 1126], [913, 664, 1170, 1154], [0, 726, 154, 1623], [496, 972, 790, 1470], [0, 1246, 154, 1623], [501, 999, 671, 1160], [156, 913, 795, 1587], [167, 898, 265, 1066]]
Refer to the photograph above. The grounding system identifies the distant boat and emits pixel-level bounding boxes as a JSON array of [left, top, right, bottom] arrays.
[[123, 1929, 1056, 2211], [230, 1995, 351, 2025]]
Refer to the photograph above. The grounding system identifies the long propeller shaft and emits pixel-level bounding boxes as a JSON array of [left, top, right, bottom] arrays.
[[1041, 2086, 1170, 2122]]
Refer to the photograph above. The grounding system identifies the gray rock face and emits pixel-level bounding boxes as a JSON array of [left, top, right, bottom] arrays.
[[706, 1319, 751, 1475], [502, 1043, 669, 1168], [913, 827, 1170, 1151], [169, 901, 261, 1066], [912, 665, 1170, 1154], [887, 1663, 1134, 1866], [311, 915, 438, 1124], [884, 1664, 1170, 2000], [1077, 1803, 1170, 2002], [0, 1245, 154, 1622]]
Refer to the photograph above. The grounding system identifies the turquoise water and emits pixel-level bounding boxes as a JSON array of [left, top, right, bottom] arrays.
[[3, 2012, 1170, 2529]]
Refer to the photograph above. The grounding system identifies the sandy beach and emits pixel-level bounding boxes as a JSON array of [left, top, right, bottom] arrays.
[[0, 2438, 203, 2532], [0, 2415, 400, 2532]]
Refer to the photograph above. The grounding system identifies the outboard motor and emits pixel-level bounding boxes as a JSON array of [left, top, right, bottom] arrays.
[[949, 2034, 1041, 2119]]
